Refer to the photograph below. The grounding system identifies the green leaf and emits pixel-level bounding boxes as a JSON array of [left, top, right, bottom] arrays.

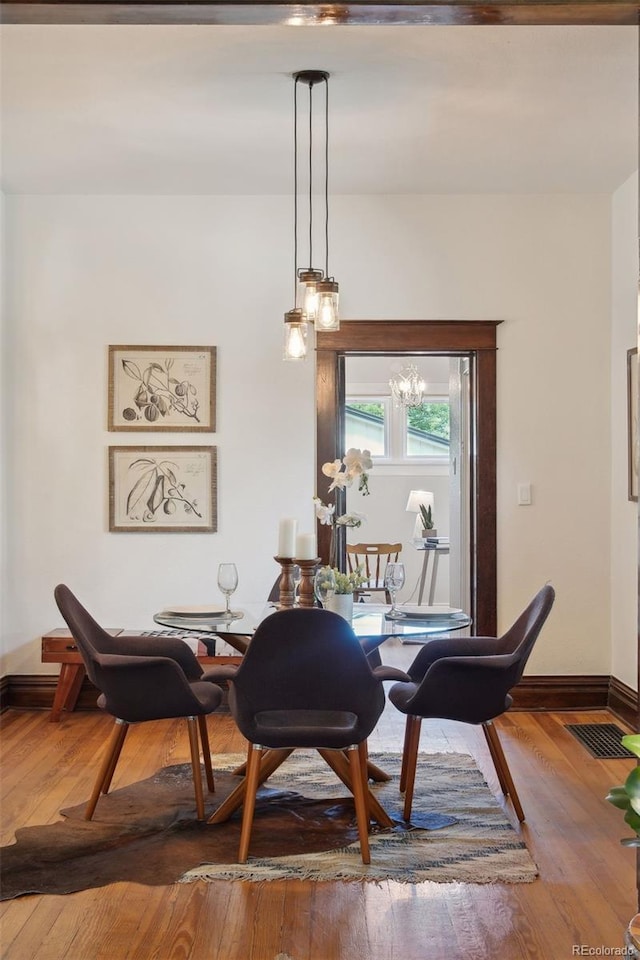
[[625, 766, 640, 799], [624, 807, 640, 834], [622, 734, 640, 758], [606, 786, 631, 810]]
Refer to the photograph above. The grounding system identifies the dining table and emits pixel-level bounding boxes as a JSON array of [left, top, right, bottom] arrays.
[[153, 602, 472, 658], [153, 601, 472, 827]]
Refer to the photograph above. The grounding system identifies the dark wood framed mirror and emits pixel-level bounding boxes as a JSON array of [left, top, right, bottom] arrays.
[[315, 320, 501, 636]]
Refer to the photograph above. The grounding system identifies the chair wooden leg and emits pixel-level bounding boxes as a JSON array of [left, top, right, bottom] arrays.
[[187, 716, 205, 821], [198, 715, 215, 793], [343, 744, 391, 783], [85, 719, 128, 820], [481, 721, 509, 796], [317, 748, 393, 829], [358, 741, 371, 823], [482, 720, 525, 822], [399, 714, 416, 792], [347, 745, 371, 864], [402, 715, 422, 822], [100, 720, 129, 796], [238, 743, 263, 863]]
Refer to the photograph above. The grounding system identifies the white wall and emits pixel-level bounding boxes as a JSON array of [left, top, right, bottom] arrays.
[[0, 190, 6, 665], [611, 172, 639, 691], [1, 192, 626, 681]]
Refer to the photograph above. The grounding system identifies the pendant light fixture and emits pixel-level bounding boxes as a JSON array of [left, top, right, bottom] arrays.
[[389, 363, 427, 408], [283, 69, 339, 361], [313, 70, 339, 332]]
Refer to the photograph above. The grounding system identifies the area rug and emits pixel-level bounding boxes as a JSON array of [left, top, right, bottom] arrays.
[[0, 752, 537, 899]]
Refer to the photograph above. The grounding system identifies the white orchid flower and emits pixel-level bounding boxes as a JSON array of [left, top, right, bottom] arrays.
[[343, 448, 373, 474], [313, 498, 336, 525], [327, 472, 353, 493], [321, 460, 343, 479]]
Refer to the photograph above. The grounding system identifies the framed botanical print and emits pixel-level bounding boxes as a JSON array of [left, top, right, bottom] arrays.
[[108, 345, 216, 432], [628, 347, 638, 502], [109, 446, 217, 532]]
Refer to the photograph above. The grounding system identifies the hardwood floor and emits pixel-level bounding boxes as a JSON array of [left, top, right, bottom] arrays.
[[0, 696, 637, 960]]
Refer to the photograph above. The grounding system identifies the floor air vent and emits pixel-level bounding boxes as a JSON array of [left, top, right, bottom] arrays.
[[564, 723, 634, 759]]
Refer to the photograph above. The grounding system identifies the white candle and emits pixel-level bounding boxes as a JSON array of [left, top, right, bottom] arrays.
[[278, 518, 297, 558], [296, 532, 317, 561]]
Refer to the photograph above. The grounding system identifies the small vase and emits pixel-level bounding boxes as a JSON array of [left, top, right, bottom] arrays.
[[325, 593, 354, 623], [422, 528, 438, 539]]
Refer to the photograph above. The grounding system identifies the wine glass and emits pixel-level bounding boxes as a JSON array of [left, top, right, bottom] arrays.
[[384, 562, 405, 617], [217, 562, 238, 617], [314, 567, 336, 607]]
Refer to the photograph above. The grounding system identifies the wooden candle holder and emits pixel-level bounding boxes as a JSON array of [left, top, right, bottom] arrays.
[[274, 556, 296, 608], [296, 557, 320, 608]]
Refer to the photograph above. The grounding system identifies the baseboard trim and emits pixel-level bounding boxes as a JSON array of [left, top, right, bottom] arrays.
[[510, 675, 610, 711], [0, 672, 636, 720], [608, 675, 638, 728]]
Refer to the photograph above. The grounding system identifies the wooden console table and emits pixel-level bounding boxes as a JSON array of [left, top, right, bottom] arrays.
[[42, 628, 241, 722]]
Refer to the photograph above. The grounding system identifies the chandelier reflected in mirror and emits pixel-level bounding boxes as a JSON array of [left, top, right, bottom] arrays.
[[389, 364, 427, 408], [283, 69, 339, 362]]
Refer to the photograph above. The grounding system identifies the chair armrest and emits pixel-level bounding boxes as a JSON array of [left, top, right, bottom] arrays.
[[200, 664, 239, 684], [372, 665, 411, 682], [409, 653, 518, 723], [109, 635, 203, 681], [95, 653, 212, 720], [407, 636, 504, 680]]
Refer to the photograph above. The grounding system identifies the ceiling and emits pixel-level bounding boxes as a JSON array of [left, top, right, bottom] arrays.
[[0, 24, 637, 195]]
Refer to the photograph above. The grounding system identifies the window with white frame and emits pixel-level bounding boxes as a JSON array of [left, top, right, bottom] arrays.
[[346, 396, 450, 463]]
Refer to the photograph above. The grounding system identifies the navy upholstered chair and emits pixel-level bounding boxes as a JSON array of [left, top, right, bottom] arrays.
[[54, 584, 223, 821], [205, 607, 407, 864], [388, 584, 555, 822]]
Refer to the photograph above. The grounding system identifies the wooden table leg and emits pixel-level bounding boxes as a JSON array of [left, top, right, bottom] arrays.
[[319, 748, 394, 829], [49, 663, 86, 722], [207, 748, 293, 824]]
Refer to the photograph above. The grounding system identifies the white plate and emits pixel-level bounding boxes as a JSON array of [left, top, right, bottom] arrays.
[[161, 605, 228, 619], [394, 604, 463, 619]]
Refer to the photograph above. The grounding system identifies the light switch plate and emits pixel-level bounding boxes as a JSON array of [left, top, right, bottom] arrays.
[[517, 483, 532, 505]]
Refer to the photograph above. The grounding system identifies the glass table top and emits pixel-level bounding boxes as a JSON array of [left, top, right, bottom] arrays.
[[153, 602, 471, 655]]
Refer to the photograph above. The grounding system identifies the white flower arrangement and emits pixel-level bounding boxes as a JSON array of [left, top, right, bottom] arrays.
[[316, 565, 368, 595], [314, 448, 372, 530], [320, 448, 373, 496]]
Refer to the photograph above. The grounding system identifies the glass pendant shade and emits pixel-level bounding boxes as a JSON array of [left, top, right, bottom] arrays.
[[283, 308, 308, 361], [296, 268, 323, 324], [283, 69, 339, 360], [315, 279, 340, 331], [389, 363, 426, 408]]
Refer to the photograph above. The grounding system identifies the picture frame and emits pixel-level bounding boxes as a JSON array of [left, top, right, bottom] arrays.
[[109, 446, 217, 532], [628, 347, 638, 503], [108, 345, 216, 432]]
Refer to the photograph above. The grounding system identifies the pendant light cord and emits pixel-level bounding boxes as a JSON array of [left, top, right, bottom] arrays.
[[324, 76, 329, 278], [293, 77, 298, 302], [308, 82, 313, 270]]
